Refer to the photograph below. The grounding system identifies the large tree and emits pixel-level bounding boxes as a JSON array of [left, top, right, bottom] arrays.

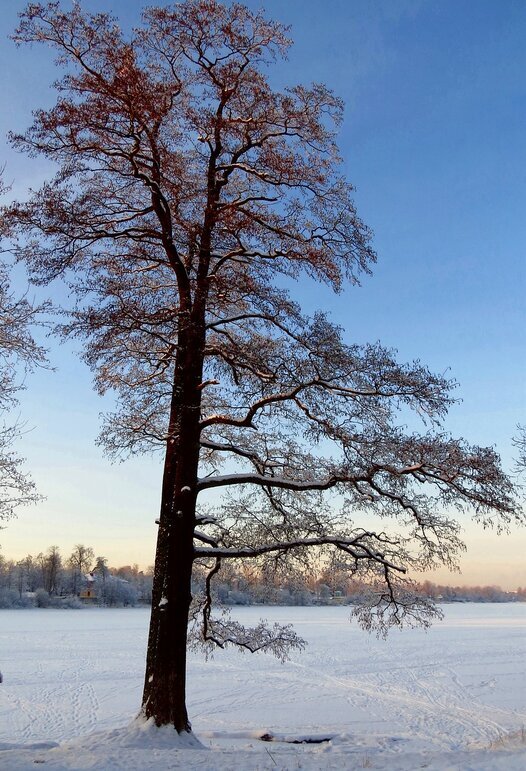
[[3, 1, 520, 734]]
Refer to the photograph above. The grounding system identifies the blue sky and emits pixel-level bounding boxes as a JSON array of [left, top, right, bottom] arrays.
[[0, 0, 525, 587]]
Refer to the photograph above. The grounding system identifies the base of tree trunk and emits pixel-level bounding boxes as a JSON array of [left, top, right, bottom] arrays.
[[133, 713, 205, 748]]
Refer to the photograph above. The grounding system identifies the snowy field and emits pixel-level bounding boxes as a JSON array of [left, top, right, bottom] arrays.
[[0, 605, 525, 770]]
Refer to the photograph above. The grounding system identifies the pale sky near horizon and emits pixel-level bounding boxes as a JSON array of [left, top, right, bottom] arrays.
[[0, 0, 525, 589]]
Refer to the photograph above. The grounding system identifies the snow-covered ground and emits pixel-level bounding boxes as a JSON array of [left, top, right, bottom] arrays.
[[0, 604, 525, 769]]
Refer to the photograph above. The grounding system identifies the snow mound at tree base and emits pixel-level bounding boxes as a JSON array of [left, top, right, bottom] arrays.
[[62, 716, 206, 751]]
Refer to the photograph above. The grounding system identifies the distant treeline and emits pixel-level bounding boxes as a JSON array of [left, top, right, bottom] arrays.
[[0, 545, 152, 608], [1, 544, 524, 608], [192, 565, 526, 606]]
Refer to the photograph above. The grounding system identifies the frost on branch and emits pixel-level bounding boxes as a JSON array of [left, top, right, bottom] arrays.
[[0, 258, 47, 521], [351, 577, 443, 638], [0, 423, 39, 521], [513, 425, 526, 475], [188, 554, 305, 660], [188, 601, 305, 661]]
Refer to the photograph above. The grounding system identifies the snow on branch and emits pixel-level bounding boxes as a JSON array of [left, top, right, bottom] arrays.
[[0, 422, 40, 520], [197, 470, 349, 492], [196, 431, 519, 532], [190, 557, 305, 660], [193, 532, 406, 575], [199, 615, 305, 660], [351, 578, 443, 637]]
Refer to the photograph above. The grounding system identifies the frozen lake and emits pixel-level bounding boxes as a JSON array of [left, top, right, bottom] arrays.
[[0, 604, 525, 769]]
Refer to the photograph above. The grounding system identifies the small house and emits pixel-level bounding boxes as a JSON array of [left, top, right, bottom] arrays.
[[79, 572, 97, 601]]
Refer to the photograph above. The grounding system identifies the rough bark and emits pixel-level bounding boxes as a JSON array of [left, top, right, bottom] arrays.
[[141, 316, 206, 731], [142, 505, 194, 731]]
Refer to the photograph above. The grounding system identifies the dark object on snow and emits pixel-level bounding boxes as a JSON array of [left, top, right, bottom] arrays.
[[0, 671, 3, 683], [259, 732, 332, 744]]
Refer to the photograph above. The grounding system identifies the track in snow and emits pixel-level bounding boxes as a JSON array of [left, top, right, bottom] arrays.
[[0, 604, 525, 761]]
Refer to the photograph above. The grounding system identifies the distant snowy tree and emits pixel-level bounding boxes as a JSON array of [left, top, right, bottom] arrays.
[[38, 546, 63, 595], [0, 587, 13, 609], [100, 576, 138, 607], [94, 555, 109, 584], [67, 544, 95, 595], [34, 587, 52, 607], [4, 0, 521, 736]]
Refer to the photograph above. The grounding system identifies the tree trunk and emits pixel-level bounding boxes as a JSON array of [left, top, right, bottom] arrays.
[[140, 320, 205, 732], [141, 507, 194, 731]]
